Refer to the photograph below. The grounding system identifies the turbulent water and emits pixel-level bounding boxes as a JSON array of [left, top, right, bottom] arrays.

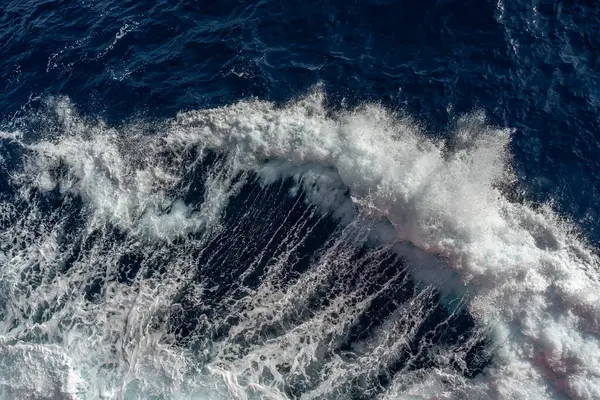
[[1, 1, 600, 399]]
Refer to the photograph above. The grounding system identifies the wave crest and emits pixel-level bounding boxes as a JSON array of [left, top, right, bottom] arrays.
[[1, 90, 599, 399]]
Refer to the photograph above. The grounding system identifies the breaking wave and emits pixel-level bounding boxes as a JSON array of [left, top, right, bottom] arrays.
[[0, 89, 599, 399]]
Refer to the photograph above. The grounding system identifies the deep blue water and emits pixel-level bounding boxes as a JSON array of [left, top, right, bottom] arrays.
[[1, 1, 600, 398], [2, 0, 599, 245]]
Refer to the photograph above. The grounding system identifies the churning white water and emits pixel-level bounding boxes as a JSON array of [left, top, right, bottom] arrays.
[[0, 90, 599, 399]]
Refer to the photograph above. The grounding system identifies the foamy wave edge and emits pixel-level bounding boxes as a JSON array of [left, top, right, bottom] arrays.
[[1, 88, 599, 399]]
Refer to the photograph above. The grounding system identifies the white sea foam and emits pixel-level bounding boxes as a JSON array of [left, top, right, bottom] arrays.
[[0, 90, 599, 399]]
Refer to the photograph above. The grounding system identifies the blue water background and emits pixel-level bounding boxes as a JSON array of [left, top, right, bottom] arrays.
[[1, 0, 599, 245]]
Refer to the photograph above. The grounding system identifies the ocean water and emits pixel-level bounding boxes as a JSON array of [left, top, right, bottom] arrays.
[[1, 0, 599, 399]]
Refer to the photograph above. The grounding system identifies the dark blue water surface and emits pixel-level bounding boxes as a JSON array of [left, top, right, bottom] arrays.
[[1, 1, 600, 398], [2, 0, 599, 246]]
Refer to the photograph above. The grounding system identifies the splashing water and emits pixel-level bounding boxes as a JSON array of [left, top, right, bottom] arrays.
[[0, 90, 599, 399]]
